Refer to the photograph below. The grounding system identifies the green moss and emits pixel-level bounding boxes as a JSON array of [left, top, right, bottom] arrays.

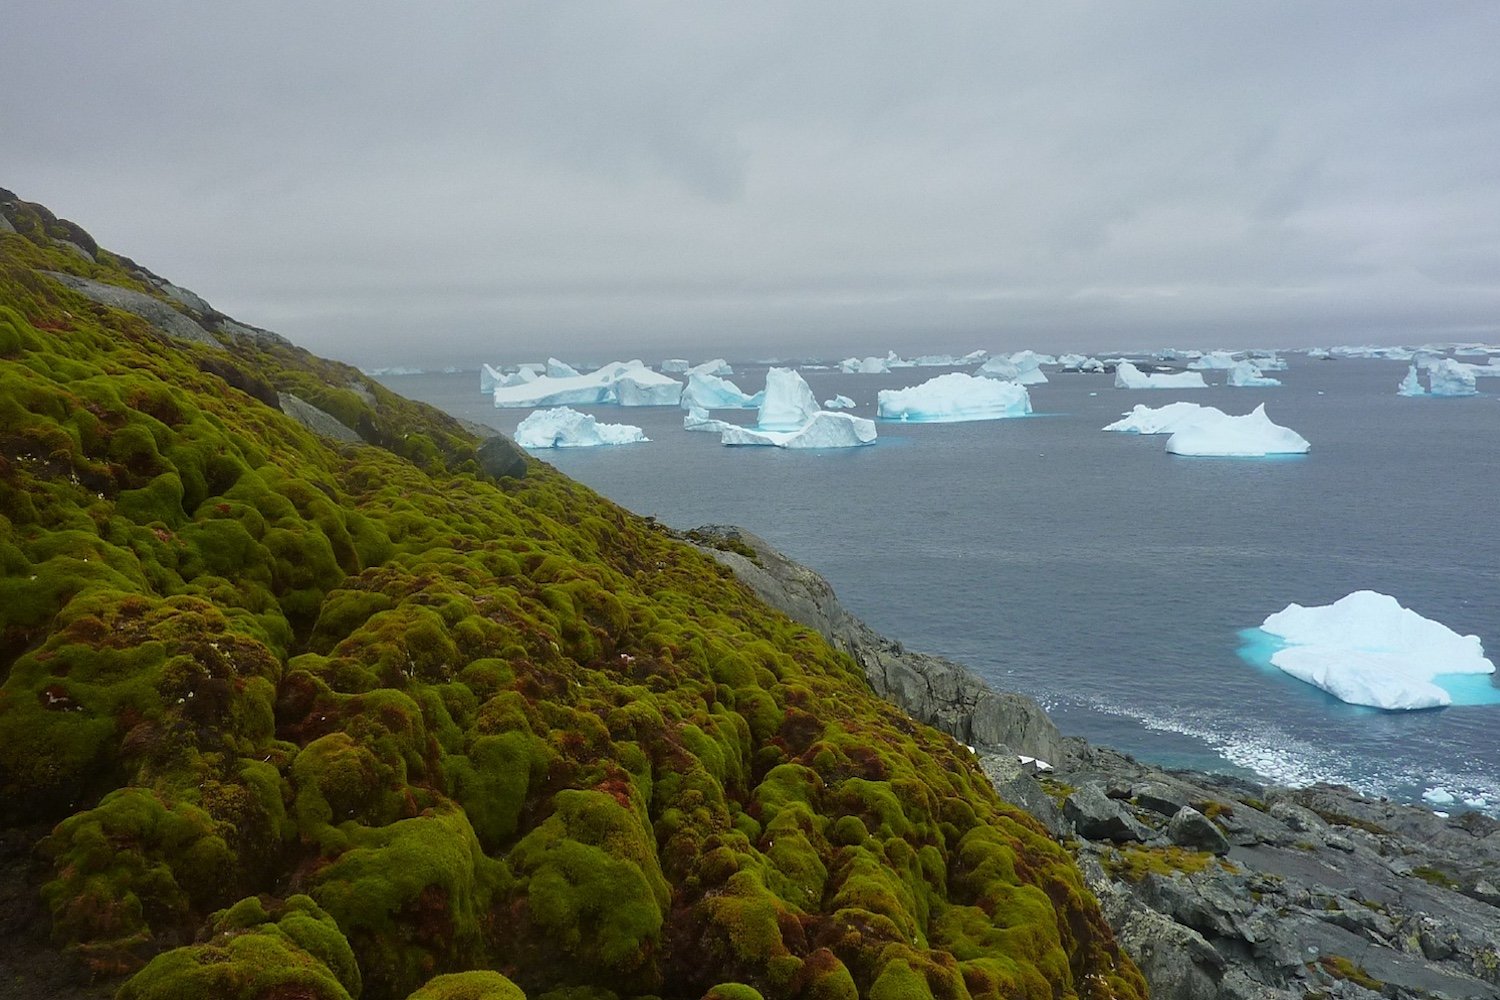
[[117, 894, 358, 1000], [1411, 865, 1459, 889], [1100, 845, 1216, 883], [1315, 954, 1383, 991], [408, 971, 528, 1000], [1, 202, 1145, 1000]]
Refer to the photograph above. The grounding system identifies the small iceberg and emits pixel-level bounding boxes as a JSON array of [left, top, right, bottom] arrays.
[[1103, 402, 1222, 435], [840, 354, 894, 374], [721, 412, 877, 449], [877, 372, 1032, 422], [681, 371, 763, 410], [1428, 358, 1479, 397], [1397, 366, 1426, 396], [1249, 590, 1496, 710], [661, 358, 691, 373], [719, 368, 876, 448], [1114, 362, 1208, 390], [1188, 351, 1239, 371], [824, 395, 856, 409], [683, 405, 735, 434], [514, 407, 648, 448], [1165, 404, 1308, 456], [1226, 361, 1281, 387]]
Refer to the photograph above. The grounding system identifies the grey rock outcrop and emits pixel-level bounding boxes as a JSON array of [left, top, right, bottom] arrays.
[[42, 270, 219, 347], [688, 524, 1062, 761], [477, 435, 529, 481], [0, 211, 14, 234], [277, 393, 362, 444]]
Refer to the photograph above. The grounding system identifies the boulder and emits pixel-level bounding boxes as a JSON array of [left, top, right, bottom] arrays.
[[477, 434, 528, 480], [1169, 807, 1231, 856], [1065, 785, 1149, 842], [277, 393, 362, 444]]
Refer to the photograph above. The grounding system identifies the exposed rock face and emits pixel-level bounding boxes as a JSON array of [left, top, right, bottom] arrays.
[[689, 524, 1063, 761], [276, 392, 362, 443], [41, 270, 219, 346], [707, 529, 1500, 1000]]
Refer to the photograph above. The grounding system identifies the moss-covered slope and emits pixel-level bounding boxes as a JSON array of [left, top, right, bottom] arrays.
[[0, 191, 1144, 1000]]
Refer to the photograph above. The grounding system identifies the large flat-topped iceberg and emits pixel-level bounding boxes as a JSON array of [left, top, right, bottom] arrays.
[[1226, 360, 1282, 387], [681, 371, 762, 410], [1165, 404, 1308, 456], [514, 407, 648, 448], [1188, 351, 1238, 371], [877, 372, 1032, 422], [1103, 402, 1223, 435], [492, 360, 682, 408], [1252, 591, 1496, 710], [1114, 362, 1209, 390], [721, 411, 876, 449]]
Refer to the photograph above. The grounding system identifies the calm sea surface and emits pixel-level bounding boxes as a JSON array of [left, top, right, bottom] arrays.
[[377, 357, 1500, 810]]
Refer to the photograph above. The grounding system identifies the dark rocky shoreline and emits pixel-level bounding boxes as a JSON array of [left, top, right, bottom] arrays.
[[690, 525, 1500, 1000]]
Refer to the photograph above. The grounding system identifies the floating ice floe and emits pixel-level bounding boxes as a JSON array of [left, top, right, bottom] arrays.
[[1165, 404, 1308, 456], [514, 407, 648, 448], [1103, 402, 1222, 435], [824, 395, 856, 409], [1397, 366, 1426, 397], [717, 368, 876, 448], [1226, 360, 1282, 387], [1254, 590, 1495, 710], [877, 372, 1032, 422], [1423, 787, 1457, 806], [492, 360, 682, 408], [681, 371, 763, 410], [1113, 362, 1209, 390]]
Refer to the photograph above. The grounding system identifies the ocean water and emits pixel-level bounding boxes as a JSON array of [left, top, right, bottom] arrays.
[[377, 357, 1500, 811]]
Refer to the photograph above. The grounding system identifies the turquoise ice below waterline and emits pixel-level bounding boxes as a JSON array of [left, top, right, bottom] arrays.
[[1236, 628, 1500, 708]]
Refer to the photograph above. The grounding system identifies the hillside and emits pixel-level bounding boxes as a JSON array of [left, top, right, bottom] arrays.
[[0, 190, 1142, 1000]]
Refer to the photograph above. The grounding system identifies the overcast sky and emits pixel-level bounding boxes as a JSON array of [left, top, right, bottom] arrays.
[[5, 2, 1499, 366]]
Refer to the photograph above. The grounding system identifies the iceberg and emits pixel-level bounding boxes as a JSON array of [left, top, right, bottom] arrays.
[[480, 363, 504, 393], [721, 411, 876, 449], [688, 358, 734, 377], [1254, 591, 1495, 710], [481, 364, 539, 392], [824, 395, 856, 409], [546, 357, 581, 379], [877, 372, 1032, 422], [513, 407, 648, 449], [758, 367, 822, 430], [1248, 353, 1287, 372], [975, 357, 1020, 380], [1114, 362, 1209, 390], [683, 405, 736, 434], [1165, 404, 1308, 456], [1103, 402, 1223, 435], [660, 358, 691, 373], [492, 360, 681, 408], [1428, 358, 1479, 397], [681, 371, 762, 410], [1226, 361, 1282, 387], [1397, 366, 1426, 397], [840, 355, 893, 374], [1188, 351, 1239, 371]]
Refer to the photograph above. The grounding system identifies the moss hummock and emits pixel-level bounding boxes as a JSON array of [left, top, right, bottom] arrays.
[[1, 197, 1143, 1000]]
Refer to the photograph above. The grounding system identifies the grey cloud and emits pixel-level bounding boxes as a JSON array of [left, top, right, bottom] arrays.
[[4, 1, 1498, 366]]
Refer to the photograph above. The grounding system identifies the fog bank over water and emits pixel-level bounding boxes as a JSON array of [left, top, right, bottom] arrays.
[[5, 3, 1498, 366]]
